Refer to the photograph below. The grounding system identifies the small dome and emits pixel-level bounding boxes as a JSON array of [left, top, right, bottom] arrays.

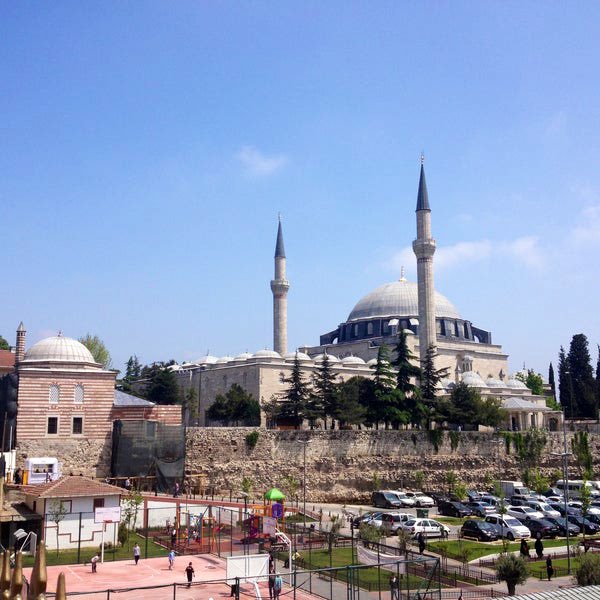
[[283, 351, 312, 362], [232, 352, 253, 362], [252, 349, 281, 359], [181, 362, 196, 368], [167, 364, 181, 371], [507, 377, 528, 390], [215, 356, 233, 364], [367, 358, 378, 367], [313, 353, 341, 364], [195, 355, 218, 365], [486, 377, 504, 388], [23, 335, 96, 364], [403, 329, 415, 335], [461, 371, 487, 387], [341, 356, 366, 366], [438, 377, 453, 389]]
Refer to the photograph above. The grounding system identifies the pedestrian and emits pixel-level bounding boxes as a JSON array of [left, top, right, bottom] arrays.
[[168, 549, 175, 570], [124, 477, 131, 491], [171, 527, 177, 547], [389, 574, 399, 600], [520, 538, 530, 559], [133, 543, 140, 565], [273, 574, 283, 599], [546, 556, 554, 581], [185, 562, 195, 588], [458, 591, 463, 600], [418, 532, 426, 555], [90, 553, 99, 573], [534, 534, 544, 559], [268, 565, 276, 600], [174, 481, 180, 498]]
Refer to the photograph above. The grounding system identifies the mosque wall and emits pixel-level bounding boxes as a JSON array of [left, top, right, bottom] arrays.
[[185, 428, 595, 502]]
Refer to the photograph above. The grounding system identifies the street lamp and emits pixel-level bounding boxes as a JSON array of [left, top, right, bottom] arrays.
[[301, 440, 310, 530], [240, 492, 249, 556]]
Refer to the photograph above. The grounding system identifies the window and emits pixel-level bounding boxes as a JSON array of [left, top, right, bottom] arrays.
[[367, 322, 373, 335], [93, 498, 105, 510], [243, 373, 247, 386], [47, 417, 58, 435], [74, 384, 84, 404], [382, 321, 389, 335], [49, 384, 60, 404], [72, 417, 83, 435], [146, 421, 157, 438]]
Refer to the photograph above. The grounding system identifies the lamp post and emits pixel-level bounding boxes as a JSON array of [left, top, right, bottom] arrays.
[[303, 441, 308, 530], [240, 492, 248, 556]]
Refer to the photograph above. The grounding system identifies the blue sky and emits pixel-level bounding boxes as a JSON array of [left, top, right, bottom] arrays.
[[2, 2, 599, 377]]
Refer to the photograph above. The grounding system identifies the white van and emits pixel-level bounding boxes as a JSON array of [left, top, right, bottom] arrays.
[[556, 480, 600, 499]]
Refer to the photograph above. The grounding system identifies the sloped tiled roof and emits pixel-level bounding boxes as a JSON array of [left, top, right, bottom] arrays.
[[0, 350, 15, 369], [22, 476, 123, 499], [114, 389, 154, 407], [511, 586, 600, 599]]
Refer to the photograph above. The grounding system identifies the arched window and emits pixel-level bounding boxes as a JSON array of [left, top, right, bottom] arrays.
[[49, 384, 60, 404], [367, 322, 373, 335], [222, 375, 228, 388], [243, 373, 247, 386], [74, 384, 84, 404]]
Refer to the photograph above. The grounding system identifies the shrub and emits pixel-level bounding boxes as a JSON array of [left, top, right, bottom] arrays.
[[245, 430, 259, 450], [427, 429, 444, 453], [495, 554, 529, 595], [576, 552, 600, 586]]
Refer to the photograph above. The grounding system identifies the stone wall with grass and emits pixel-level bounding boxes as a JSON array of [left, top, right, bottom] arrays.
[[185, 428, 596, 503]]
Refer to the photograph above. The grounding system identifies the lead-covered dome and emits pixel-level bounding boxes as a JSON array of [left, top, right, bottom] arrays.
[[348, 279, 461, 322], [23, 334, 96, 364]]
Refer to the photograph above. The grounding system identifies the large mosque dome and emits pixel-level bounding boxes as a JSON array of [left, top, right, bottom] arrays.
[[22, 334, 96, 364], [348, 279, 461, 322]]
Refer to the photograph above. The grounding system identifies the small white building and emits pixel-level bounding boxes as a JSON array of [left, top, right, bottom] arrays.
[[23, 476, 122, 550]]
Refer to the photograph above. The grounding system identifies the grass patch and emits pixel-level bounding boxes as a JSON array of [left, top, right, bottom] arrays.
[[434, 516, 475, 526], [285, 514, 317, 524], [22, 533, 167, 567]]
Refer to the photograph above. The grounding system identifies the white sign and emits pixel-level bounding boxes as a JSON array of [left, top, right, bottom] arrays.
[[226, 555, 269, 584], [263, 516, 277, 535], [95, 506, 122, 524]]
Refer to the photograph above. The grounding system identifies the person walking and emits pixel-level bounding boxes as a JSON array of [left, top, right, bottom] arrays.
[[174, 482, 180, 498], [133, 543, 141, 565], [546, 556, 554, 581], [520, 538, 530, 559], [417, 532, 426, 555], [273, 574, 283, 600], [90, 553, 99, 573], [268, 565, 276, 600], [534, 534, 544, 559], [185, 562, 195, 588], [389, 574, 399, 600], [171, 527, 177, 547], [168, 549, 175, 570]]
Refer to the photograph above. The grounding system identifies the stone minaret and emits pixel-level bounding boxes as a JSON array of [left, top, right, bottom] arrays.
[[270, 219, 289, 355], [412, 158, 437, 364], [15, 321, 26, 366]]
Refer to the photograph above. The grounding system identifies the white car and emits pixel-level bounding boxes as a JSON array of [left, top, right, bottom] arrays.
[[568, 501, 600, 515], [401, 518, 450, 539], [507, 506, 544, 521], [526, 501, 561, 519], [404, 491, 435, 507], [390, 491, 416, 507], [381, 512, 413, 534], [485, 514, 531, 540]]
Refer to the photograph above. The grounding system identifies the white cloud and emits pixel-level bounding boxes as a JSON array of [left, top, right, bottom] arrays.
[[236, 146, 288, 177], [500, 236, 545, 269], [436, 240, 493, 269], [570, 203, 600, 245]]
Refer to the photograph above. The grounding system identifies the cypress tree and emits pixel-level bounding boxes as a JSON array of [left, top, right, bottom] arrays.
[[596, 345, 600, 417], [567, 334, 597, 419], [312, 353, 337, 429], [420, 344, 449, 403], [393, 330, 421, 394], [558, 346, 573, 417], [280, 354, 310, 429], [367, 345, 398, 429], [548, 362, 556, 398]]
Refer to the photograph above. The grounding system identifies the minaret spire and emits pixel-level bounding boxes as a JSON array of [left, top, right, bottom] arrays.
[[412, 157, 437, 364], [271, 217, 290, 355], [15, 322, 26, 366]]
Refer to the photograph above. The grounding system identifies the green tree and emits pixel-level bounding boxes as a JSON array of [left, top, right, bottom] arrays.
[[241, 476, 253, 496], [518, 429, 547, 469], [334, 376, 367, 428], [515, 369, 544, 396], [281, 474, 300, 503], [0, 335, 9, 351], [124, 355, 142, 381], [79, 333, 112, 369], [495, 554, 529, 596], [567, 334, 597, 418], [548, 362, 556, 398], [359, 522, 383, 547], [48, 500, 69, 556], [182, 387, 199, 424], [413, 470, 425, 491], [365, 345, 398, 428], [206, 384, 260, 426], [596, 345, 600, 419], [558, 346, 573, 417], [312, 353, 337, 428], [420, 344, 449, 406], [145, 363, 180, 405], [437, 382, 506, 429], [393, 331, 420, 395], [576, 552, 600, 586], [279, 354, 310, 429], [572, 431, 594, 480], [580, 482, 592, 548], [122, 489, 143, 550]]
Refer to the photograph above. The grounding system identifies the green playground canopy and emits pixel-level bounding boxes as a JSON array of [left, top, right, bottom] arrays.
[[264, 487, 285, 501]]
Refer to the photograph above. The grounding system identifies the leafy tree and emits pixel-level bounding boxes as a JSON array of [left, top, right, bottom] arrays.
[[241, 476, 253, 496], [572, 431, 593, 479], [79, 333, 112, 369], [413, 470, 425, 491], [580, 482, 592, 548], [515, 369, 544, 396], [0, 335, 9, 351], [48, 500, 69, 556], [182, 387, 199, 424], [279, 354, 311, 429], [596, 345, 600, 419], [312, 353, 337, 428], [420, 344, 449, 403], [548, 362, 556, 398], [392, 331, 420, 395], [372, 345, 396, 392], [281, 474, 300, 503], [576, 552, 600, 586], [558, 346, 573, 417], [518, 429, 547, 469], [124, 355, 142, 381], [444, 471, 457, 493], [495, 554, 529, 596], [122, 489, 143, 550], [365, 345, 398, 428], [437, 382, 506, 429], [359, 522, 383, 547], [334, 376, 367, 428], [325, 516, 342, 555], [206, 384, 260, 426], [567, 334, 597, 418], [145, 363, 180, 405]]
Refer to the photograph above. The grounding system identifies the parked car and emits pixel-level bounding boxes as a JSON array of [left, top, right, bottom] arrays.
[[466, 501, 495, 517], [484, 514, 531, 540], [437, 500, 473, 518], [401, 518, 450, 539], [352, 511, 383, 528], [548, 502, 581, 517], [381, 512, 413, 535], [543, 516, 580, 537], [391, 491, 416, 507], [460, 519, 500, 541], [466, 490, 483, 501], [372, 491, 402, 509], [404, 491, 435, 507], [480, 494, 501, 508], [510, 496, 535, 507], [523, 518, 560, 539], [526, 500, 561, 519], [506, 506, 544, 521], [567, 501, 600, 516], [542, 487, 562, 498], [422, 491, 447, 505], [567, 515, 600, 535]]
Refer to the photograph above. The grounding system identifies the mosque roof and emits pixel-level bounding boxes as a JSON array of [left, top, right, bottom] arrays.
[[347, 279, 461, 322], [416, 163, 430, 211], [22, 334, 96, 364], [114, 390, 154, 407], [502, 397, 550, 411]]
